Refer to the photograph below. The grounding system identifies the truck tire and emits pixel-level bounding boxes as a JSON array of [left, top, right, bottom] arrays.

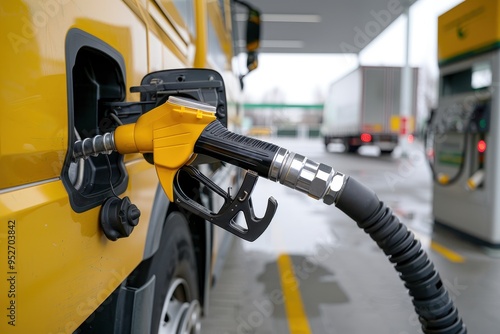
[[139, 211, 202, 334]]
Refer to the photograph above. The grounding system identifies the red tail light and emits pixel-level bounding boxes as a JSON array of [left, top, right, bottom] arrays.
[[361, 133, 372, 143], [477, 140, 487, 153]]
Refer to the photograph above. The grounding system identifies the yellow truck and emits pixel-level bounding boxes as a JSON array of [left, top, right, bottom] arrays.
[[0, 1, 259, 333]]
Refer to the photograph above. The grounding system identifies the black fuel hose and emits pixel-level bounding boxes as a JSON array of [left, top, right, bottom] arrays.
[[423, 107, 475, 187], [337, 178, 466, 333], [195, 120, 467, 334], [424, 127, 469, 186]]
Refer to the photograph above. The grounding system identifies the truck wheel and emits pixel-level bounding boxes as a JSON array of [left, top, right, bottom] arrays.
[[150, 212, 201, 334]]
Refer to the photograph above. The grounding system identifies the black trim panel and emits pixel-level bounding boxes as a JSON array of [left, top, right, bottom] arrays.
[[62, 28, 128, 212]]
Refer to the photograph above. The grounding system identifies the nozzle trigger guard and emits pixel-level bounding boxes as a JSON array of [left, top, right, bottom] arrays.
[[174, 166, 277, 241]]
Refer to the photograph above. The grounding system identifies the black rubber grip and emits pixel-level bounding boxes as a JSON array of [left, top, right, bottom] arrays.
[[194, 120, 280, 177], [336, 177, 466, 334]]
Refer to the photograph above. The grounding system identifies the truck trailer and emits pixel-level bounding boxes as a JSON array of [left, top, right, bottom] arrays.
[[321, 66, 418, 154]]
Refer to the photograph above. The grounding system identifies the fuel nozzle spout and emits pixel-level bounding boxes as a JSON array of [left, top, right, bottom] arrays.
[[72, 96, 217, 200], [73, 132, 116, 160]]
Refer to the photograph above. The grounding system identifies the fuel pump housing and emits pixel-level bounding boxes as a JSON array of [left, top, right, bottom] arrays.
[[430, 0, 500, 247]]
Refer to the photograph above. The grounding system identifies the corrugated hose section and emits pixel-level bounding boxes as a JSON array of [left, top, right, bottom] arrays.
[[335, 177, 466, 334]]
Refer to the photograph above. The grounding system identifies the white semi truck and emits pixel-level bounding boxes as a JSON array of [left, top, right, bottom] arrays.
[[321, 66, 418, 154]]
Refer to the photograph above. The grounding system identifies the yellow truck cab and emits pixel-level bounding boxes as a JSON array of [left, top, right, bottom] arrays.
[[0, 1, 259, 333]]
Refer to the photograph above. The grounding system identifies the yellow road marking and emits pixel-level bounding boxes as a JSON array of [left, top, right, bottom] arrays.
[[277, 254, 312, 334], [430, 241, 465, 263]]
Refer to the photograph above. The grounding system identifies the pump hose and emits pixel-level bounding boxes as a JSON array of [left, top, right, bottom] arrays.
[[336, 178, 466, 334], [195, 120, 467, 334], [425, 129, 469, 186], [423, 113, 470, 186]]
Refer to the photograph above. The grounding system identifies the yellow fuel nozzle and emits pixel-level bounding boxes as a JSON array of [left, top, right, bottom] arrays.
[[437, 173, 450, 185], [114, 96, 217, 201], [466, 168, 484, 191]]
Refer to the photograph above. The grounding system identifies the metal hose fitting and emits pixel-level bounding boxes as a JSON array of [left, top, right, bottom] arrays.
[[268, 148, 346, 205], [73, 132, 116, 160]]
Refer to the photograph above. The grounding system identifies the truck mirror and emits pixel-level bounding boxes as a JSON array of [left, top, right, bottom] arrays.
[[235, 0, 261, 74], [245, 7, 260, 73]]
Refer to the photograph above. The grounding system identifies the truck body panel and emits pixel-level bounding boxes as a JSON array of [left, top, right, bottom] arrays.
[[1, 3, 153, 330], [323, 69, 361, 135], [0, 0, 246, 332]]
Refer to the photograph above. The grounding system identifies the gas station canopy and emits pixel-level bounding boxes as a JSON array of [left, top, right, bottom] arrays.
[[240, 0, 418, 54]]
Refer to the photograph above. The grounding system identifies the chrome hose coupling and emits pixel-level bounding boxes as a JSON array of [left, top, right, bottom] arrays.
[[73, 132, 116, 160], [268, 148, 347, 205]]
